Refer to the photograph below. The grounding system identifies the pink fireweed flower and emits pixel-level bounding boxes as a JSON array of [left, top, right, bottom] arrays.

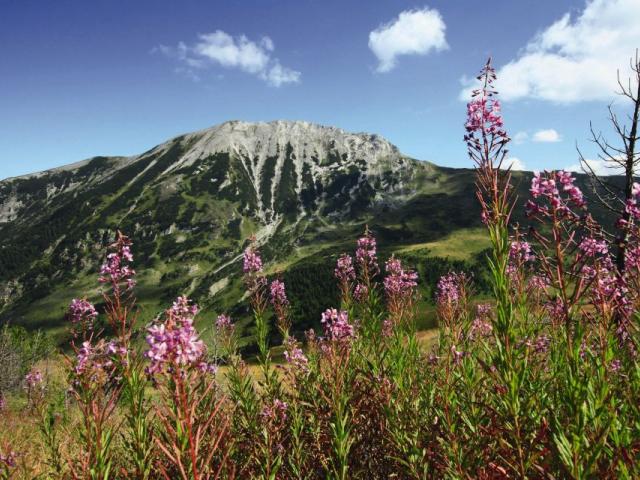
[[609, 359, 622, 373], [532, 335, 551, 354], [579, 237, 608, 257], [215, 314, 234, 331], [464, 60, 508, 145], [509, 241, 535, 263], [243, 244, 263, 274], [383, 256, 418, 299], [75, 341, 94, 376], [450, 345, 465, 365], [270, 280, 288, 308], [592, 269, 631, 319], [626, 245, 640, 271], [0, 449, 18, 468], [626, 187, 640, 220], [70, 338, 119, 391], [465, 97, 505, 137], [381, 318, 393, 338], [24, 369, 43, 390], [468, 303, 493, 340], [476, 303, 492, 317], [145, 296, 206, 375], [436, 272, 469, 336], [545, 298, 566, 326], [464, 59, 512, 228], [527, 170, 585, 218], [335, 254, 356, 283], [197, 361, 218, 375], [215, 313, 235, 352], [617, 319, 636, 357], [261, 398, 288, 422], [106, 340, 129, 364], [284, 337, 309, 374], [170, 295, 199, 318], [0, 395, 5, 412], [383, 256, 418, 332], [355, 230, 380, 277], [99, 233, 136, 292], [242, 241, 268, 313], [68, 298, 98, 326], [75, 340, 114, 376], [270, 279, 291, 333], [469, 318, 492, 340], [321, 308, 355, 342], [436, 272, 464, 307], [353, 283, 369, 303]]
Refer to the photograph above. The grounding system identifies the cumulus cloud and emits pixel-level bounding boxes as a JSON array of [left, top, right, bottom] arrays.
[[460, 0, 640, 102], [508, 157, 527, 171], [566, 158, 626, 176], [155, 30, 300, 87], [532, 129, 562, 143], [368, 8, 448, 73], [513, 131, 529, 145]]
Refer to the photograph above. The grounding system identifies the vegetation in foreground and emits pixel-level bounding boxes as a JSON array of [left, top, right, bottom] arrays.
[[1, 60, 640, 479]]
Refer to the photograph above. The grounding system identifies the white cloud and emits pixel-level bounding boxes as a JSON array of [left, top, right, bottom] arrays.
[[508, 157, 527, 171], [155, 30, 300, 87], [460, 0, 640, 102], [513, 131, 529, 144], [566, 158, 626, 176], [260, 61, 301, 87], [193, 32, 271, 74], [368, 8, 448, 73], [532, 129, 562, 143]]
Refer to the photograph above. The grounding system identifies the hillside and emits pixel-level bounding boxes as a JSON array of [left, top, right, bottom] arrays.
[[0, 120, 605, 343]]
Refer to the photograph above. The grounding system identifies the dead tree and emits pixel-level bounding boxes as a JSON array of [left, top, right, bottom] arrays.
[[579, 50, 640, 274]]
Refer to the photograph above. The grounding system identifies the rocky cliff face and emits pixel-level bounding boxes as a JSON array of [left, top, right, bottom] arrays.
[[0, 121, 443, 329], [0, 121, 424, 226]]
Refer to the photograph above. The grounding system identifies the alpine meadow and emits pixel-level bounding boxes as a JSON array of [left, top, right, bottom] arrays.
[[1, 1, 640, 478]]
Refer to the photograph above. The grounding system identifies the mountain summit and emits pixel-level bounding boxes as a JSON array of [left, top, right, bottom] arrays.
[[1, 120, 423, 225], [0, 120, 489, 335]]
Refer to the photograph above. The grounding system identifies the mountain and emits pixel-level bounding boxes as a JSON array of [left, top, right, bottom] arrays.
[[0, 120, 545, 342]]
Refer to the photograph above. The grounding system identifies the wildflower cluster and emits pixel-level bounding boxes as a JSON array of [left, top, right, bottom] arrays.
[[145, 296, 206, 375], [243, 242, 263, 274], [321, 308, 356, 342], [99, 232, 136, 292], [4, 59, 640, 480], [67, 298, 98, 334], [270, 279, 291, 335], [283, 336, 309, 375], [355, 229, 380, 278], [526, 170, 586, 217]]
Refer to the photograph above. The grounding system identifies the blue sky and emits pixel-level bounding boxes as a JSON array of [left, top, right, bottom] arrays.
[[1, 0, 638, 180]]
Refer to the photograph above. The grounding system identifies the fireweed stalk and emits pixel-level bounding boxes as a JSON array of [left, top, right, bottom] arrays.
[[319, 308, 357, 480], [526, 171, 601, 337], [235, 240, 287, 478], [65, 262, 124, 480], [242, 239, 280, 396], [465, 58, 541, 477], [145, 296, 232, 480], [67, 333, 122, 479], [525, 175, 633, 477], [24, 368, 66, 477], [99, 232, 154, 479], [354, 229, 388, 364]]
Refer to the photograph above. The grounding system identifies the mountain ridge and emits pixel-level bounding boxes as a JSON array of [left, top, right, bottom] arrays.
[[1, 120, 604, 344]]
